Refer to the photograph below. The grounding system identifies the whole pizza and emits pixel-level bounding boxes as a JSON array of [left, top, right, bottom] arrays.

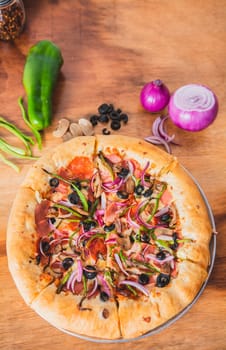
[[7, 135, 212, 340]]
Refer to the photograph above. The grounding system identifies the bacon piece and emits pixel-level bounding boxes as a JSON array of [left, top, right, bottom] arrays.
[[35, 200, 51, 236], [104, 202, 118, 224], [88, 238, 107, 262], [161, 189, 173, 205]]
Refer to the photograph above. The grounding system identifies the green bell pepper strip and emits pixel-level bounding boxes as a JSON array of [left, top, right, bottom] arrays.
[[23, 40, 63, 131], [0, 138, 38, 160], [0, 116, 34, 145], [18, 97, 42, 149], [52, 203, 83, 218], [147, 183, 167, 223], [0, 153, 20, 172]]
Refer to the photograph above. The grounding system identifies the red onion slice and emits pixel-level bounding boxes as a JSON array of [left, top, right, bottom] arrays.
[[157, 234, 173, 241], [97, 274, 111, 296], [114, 253, 129, 276], [76, 259, 83, 282], [87, 278, 98, 298], [154, 206, 169, 217], [127, 208, 140, 229], [145, 135, 171, 154], [141, 161, 150, 187], [119, 280, 150, 296], [146, 253, 174, 264]]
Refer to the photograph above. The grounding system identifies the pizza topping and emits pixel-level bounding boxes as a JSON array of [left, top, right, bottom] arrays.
[[62, 257, 74, 270], [83, 265, 97, 279], [100, 291, 109, 302], [119, 280, 150, 297], [34, 152, 184, 303], [49, 178, 60, 188], [156, 273, 170, 288], [138, 273, 150, 285], [102, 308, 110, 319]]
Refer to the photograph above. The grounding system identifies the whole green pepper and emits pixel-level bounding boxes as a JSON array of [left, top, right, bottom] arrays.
[[23, 40, 63, 131]]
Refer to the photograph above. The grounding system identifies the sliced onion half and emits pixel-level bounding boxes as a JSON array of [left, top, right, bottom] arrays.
[[119, 280, 150, 296]]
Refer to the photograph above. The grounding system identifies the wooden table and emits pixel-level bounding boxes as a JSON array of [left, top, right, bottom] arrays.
[[1, 1, 226, 349]]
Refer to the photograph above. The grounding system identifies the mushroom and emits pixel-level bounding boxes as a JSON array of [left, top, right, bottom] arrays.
[[62, 131, 73, 142], [78, 118, 94, 136], [69, 122, 84, 137], [53, 118, 70, 138]]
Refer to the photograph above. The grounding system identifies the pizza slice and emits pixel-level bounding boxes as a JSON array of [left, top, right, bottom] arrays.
[[31, 282, 121, 339]]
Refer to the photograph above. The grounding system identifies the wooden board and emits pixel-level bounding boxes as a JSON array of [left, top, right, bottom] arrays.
[[0, 0, 226, 349]]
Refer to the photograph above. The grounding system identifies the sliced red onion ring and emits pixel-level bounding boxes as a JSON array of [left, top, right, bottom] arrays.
[[77, 259, 83, 282], [146, 253, 174, 264], [105, 237, 117, 244], [114, 253, 129, 276], [119, 280, 150, 296], [101, 192, 106, 210], [66, 270, 77, 290], [58, 200, 75, 208], [154, 206, 169, 217], [141, 161, 150, 187], [135, 200, 156, 229], [145, 135, 172, 154], [39, 237, 49, 257], [157, 234, 173, 241], [127, 208, 140, 229], [127, 160, 135, 175], [90, 171, 98, 192], [97, 274, 111, 296], [87, 277, 98, 298]]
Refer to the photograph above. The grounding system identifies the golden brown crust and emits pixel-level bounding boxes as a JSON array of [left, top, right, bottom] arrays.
[[31, 284, 121, 339], [163, 260, 208, 307], [95, 135, 178, 176], [159, 162, 212, 271], [22, 136, 96, 193], [7, 188, 53, 305]]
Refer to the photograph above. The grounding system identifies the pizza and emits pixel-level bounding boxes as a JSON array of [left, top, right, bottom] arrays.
[[7, 135, 212, 340]]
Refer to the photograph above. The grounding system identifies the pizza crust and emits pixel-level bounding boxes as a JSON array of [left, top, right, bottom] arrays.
[[7, 188, 53, 305], [95, 135, 178, 176], [31, 284, 121, 339], [22, 136, 96, 193], [7, 135, 213, 339]]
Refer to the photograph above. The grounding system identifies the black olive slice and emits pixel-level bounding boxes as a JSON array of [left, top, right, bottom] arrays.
[[68, 192, 79, 204], [143, 188, 153, 198], [138, 273, 150, 285], [62, 257, 74, 270], [117, 168, 129, 178], [156, 273, 170, 288], [49, 177, 59, 188], [104, 223, 116, 232], [116, 191, 129, 199], [100, 291, 109, 302], [110, 120, 121, 130], [82, 220, 97, 232], [98, 103, 109, 115], [156, 251, 167, 260], [83, 265, 97, 279], [90, 115, 98, 126], [135, 184, 144, 195], [102, 128, 111, 135]]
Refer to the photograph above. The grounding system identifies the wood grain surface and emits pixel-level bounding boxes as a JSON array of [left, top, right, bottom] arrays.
[[0, 0, 226, 349]]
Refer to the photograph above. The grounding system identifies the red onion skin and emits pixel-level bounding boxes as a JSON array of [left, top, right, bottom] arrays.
[[168, 85, 218, 131], [140, 80, 170, 113]]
